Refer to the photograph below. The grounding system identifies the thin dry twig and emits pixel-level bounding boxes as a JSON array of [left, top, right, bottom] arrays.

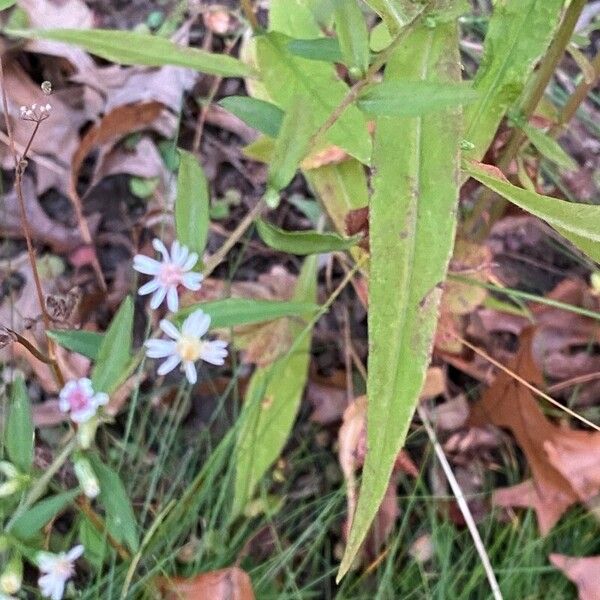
[[456, 334, 600, 432], [0, 56, 64, 387], [417, 404, 504, 600]]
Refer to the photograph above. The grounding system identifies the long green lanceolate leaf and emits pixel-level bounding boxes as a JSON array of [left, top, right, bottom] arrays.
[[6, 29, 254, 77], [256, 219, 361, 255], [338, 21, 462, 581], [91, 296, 134, 394], [462, 0, 565, 161], [465, 161, 600, 263], [232, 256, 317, 517], [6, 376, 34, 473], [175, 149, 210, 257]]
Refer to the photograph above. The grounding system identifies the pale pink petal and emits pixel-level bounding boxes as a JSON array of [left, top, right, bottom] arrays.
[[92, 392, 109, 407], [145, 339, 176, 358], [138, 279, 161, 296], [182, 252, 199, 271], [182, 309, 211, 338], [157, 354, 181, 376], [166, 286, 179, 313], [182, 272, 203, 291], [150, 286, 168, 309], [66, 545, 84, 561], [184, 361, 197, 384], [133, 255, 161, 275], [70, 405, 97, 423], [159, 319, 181, 340], [152, 238, 169, 259]]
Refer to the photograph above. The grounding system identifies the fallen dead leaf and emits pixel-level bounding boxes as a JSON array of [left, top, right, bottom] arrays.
[[339, 396, 417, 563], [158, 567, 255, 600], [0, 176, 93, 253], [470, 328, 600, 534], [550, 554, 600, 600]]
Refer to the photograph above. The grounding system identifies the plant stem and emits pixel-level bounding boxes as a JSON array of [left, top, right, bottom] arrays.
[[0, 57, 64, 387], [309, 1, 433, 149], [240, 0, 260, 32], [5, 438, 76, 532], [465, 0, 587, 239], [552, 50, 600, 130], [203, 199, 265, 277], [75, 496, 130, 561]]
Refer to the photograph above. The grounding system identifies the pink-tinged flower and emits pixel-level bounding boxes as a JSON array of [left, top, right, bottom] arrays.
[[133, 239, 203, 313], [37, 545, 83, 600], [145, 309, 228, 385], [58, 378, 108, 423]]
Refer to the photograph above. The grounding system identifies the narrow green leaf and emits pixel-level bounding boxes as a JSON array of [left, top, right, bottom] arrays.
[[47, 330, 103, 360], [12, 490, 79, 540], [287, 37, 343, 63], [462, 0, 565, 161], [256, 219, 360, 255], [464, 161, 600, 263], [256, 31, 372, 165], [265, 91, 316, 206], [89, 455, 139, 553], [218, 96, 283, 138], [0, 0, 17, 10], [232, 256, 317, 517], [7, 28, 254, 77], [362, 0, 414, 32], [79, 517, 110, 569], [91, 296, 134, 394], [339, 21, 462, 580], [333, 0, 370, 76], [175, 150, 210, 257], [6, 376, 34, 473], [520, 122, 578, 171], [357, 81, 477, 117], [175, 298, 319, 326]]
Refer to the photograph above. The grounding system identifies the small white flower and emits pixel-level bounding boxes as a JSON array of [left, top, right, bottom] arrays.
[[58, 378, 108, 423], [133, 238, 203, 313], [145, 309, 228, 384], [37, 545, 83, 600]]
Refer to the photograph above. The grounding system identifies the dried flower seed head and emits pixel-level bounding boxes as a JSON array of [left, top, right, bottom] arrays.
[[45, 287, 81, 323], [41, 81, 53, 95], [20, 103, 52, 122]]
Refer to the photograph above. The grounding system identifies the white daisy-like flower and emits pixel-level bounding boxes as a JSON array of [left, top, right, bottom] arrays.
[[133, 238, 203, 313], [37, 545, 83, 600], [145, 309, 228, 385], [58, 378, 108, 424]]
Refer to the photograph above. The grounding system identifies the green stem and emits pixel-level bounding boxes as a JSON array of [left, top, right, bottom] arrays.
[[5, 438, 76, 532], [465, 0, 587, 239]]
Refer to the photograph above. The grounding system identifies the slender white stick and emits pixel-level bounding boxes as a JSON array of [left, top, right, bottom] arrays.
[[417, 405, 504, 600]]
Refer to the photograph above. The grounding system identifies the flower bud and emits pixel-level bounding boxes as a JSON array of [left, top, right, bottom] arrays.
[[0, 462, 21, 498], [73, 456, 100, 499], [77, 417, 99, 450], [0, 553, 23, 594]]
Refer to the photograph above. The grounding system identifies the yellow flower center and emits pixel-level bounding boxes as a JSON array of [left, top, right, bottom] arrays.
[[176, 336, 202, 362]]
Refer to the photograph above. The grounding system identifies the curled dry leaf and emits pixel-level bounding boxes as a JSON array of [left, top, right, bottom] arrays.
[[0, 176, 91, 253], [470, 328, 600, 534], [158, 567, 255, 600], [339, 395, 417, 562], [550, 554, 600, 600]]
